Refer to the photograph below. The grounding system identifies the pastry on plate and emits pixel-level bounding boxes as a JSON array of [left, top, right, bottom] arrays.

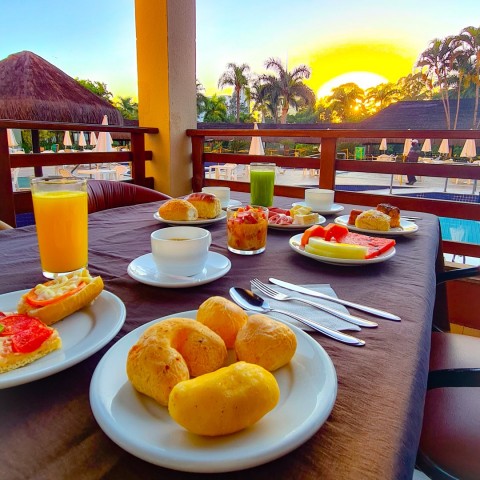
[[355, 209, 390, 231], [158, 199, 198, 221], [184, 193, 221, 219]]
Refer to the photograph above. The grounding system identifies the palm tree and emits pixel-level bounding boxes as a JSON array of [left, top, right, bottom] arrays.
[[115, 96, 138, 119], [260, 58, 316, 124], [250, 78, 281, 123], [364, 82, 400, 114], [457, 26, 480, 128], [196, 79, 207, 115], [416, 37, 455, 129], [395, 72, 431, 100], [327, 83, 366, 122], [201, 94, 228, 123], [218, 63, 250, 123]]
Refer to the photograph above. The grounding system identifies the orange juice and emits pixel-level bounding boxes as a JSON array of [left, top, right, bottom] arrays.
[[32, 190, 88, 275]]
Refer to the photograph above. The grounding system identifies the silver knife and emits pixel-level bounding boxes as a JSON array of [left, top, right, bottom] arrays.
[[269, 278, 401, 321]]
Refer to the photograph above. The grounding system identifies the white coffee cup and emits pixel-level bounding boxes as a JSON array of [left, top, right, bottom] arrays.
[[201, 186, 231, 208], [304, 188, 335, 210], [151, 226, 211, 277]]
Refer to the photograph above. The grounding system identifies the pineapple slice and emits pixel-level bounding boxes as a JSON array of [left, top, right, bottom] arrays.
[[305, 237, 367, 259]]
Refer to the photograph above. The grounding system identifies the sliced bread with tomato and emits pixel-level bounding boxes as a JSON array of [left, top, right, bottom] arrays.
[[0, 313, 61, 373], [17, 269, 104, 326]]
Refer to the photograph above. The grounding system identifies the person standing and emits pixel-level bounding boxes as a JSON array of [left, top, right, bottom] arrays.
[[406, 139, 421, 185]]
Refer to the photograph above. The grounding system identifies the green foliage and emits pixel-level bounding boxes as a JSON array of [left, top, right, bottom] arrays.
[[75, 78, 114, 104], [115, 96, 138, 119], [201, 94, 228, 122]]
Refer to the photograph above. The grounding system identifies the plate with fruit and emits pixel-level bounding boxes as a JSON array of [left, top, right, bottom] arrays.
[[289, 224, 396, 266], [89, 309, 337, 473], [267, 206, 326, 230]]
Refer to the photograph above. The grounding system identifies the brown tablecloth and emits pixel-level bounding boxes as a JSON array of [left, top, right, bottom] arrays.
[[0, 194, 440, 480]]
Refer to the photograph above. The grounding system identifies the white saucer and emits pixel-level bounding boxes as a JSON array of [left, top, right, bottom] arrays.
[[292, 201, 344, 215], [224, 199, 242, 209], [127, 252, 231, 287]]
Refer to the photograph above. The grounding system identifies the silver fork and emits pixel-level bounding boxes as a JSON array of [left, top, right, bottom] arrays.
[[251, 278, 378, 328]]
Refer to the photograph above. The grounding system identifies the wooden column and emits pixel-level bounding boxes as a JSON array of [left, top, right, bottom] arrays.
[[319, 137, 337, 189], [0, 129, 16, 227]]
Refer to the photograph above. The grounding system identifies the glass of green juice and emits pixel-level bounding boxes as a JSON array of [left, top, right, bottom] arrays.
[[250, 163, 276, 207]]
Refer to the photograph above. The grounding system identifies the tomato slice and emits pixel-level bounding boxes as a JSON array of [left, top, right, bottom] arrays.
[[25, 281, 85, 307], [0, 314, 53, 353], [323, 224, 349, 242], [300, 225, 325, 246], [0, 314, 36, 335]]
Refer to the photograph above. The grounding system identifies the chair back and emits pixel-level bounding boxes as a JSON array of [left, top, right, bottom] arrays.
[[86, 180, 171, 213]]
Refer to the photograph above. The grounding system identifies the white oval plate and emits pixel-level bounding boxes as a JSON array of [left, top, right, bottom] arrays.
[[153, 210, 227, 226], [289, 233, 396, 266], [334, 215, 419, 236], [0, 290, 126, 389], [224, 199, 242, 209], [268, 215, 326, 230], [127, 252, 231, 288], [90, 311, 337, 473], [292, 202, 344, 215]]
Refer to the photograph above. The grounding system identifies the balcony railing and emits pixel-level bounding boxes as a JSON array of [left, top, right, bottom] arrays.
[[187, 127, 480, 259], [0, 120, 158, 227]]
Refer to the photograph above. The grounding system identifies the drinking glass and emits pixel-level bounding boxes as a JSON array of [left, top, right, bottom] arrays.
[[31, 176, 88, 278], [226, 205, 268, 255], [250, 163, 275, 207]]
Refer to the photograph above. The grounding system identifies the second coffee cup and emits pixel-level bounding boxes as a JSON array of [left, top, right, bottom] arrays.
[[151, 226, 211, 277]]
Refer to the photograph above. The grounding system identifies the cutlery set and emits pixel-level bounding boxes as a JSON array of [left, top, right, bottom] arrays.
[[229, 278, 401, 347]]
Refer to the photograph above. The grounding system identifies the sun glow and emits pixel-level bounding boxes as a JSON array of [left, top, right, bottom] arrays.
[[317, 72, 389, 98]]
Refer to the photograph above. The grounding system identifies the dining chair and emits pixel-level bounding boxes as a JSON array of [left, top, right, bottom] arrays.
[[86, 180, 171, 214], [416, 266, 480, 480]]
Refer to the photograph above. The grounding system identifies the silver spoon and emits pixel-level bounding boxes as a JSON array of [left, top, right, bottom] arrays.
[[229, 287, 365, 347]]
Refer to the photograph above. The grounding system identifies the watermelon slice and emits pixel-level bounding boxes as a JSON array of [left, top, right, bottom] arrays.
[[342, 232, 395, 259]]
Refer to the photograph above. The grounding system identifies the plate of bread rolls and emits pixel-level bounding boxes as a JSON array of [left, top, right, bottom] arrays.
[[155, 194, 227, 225], [335, 203, 418, 236]]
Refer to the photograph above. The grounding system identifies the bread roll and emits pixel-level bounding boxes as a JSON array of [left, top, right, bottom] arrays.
[[197, 296, 248, 348], [158, 199, 198, 221], [184, 193, 221, 219], [355, 209, 390, 231], [235, 314, 297, 371], [376, 203, 401, 228], [126, 317, 227, 406]]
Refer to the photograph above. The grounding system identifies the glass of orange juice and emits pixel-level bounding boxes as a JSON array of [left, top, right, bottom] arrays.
[[31, 176, 88, 278]]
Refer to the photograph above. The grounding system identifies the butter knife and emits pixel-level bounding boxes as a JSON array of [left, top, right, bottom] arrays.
[[269, 278, 401, 321]]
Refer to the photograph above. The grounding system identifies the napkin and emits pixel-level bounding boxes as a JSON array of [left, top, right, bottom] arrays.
[[251, 283, 361, 332]]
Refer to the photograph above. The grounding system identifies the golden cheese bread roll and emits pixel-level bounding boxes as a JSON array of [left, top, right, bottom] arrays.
[[126, 317, 227, 406], [235, 314, 297, 371], [355, 209, 391, 231], [196, 296, 248, 348], [184, 192, 221, 219], [168, 361, 280, 436], [158, 199, 198, 221]]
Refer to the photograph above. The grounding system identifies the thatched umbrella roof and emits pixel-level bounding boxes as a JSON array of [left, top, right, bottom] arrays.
[[0, 51, 123, 125]]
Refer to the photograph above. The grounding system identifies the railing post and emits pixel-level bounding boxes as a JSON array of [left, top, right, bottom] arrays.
[[319, 137, 337, 189], [0, 129, 16, 227], [192, 136, 205, 192], [130, 132, 146, 186]]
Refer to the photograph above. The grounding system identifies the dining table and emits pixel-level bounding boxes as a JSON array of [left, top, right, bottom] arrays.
[[0, 192, 442, 480]]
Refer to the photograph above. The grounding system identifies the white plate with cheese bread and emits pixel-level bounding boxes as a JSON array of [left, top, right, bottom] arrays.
[[334, 215, 418, 236], [90, 310, 337, 473], [155, 193, 227, 225], [0, 289, 126, 388]]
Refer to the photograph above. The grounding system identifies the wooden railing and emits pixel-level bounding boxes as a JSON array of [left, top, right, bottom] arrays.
[[0, 120, 158, 226], [187, 128, 480, 258]]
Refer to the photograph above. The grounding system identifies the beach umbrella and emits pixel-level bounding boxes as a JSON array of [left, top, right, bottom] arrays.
[[460, 139, 476, 159], [439, 139, 449, 156], [94, 115, 113, 152], [89, 131, 97, 146], [63, 130, 72, 147], [78, 131, 87, 147], [421, 139, 432, 153], [403, 139, 412, 156], [248, 122, 264, 156], [380, 138, 387, 151], [7, 128, 18, 147]]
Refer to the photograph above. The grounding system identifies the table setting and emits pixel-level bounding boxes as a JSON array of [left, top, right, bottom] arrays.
[[0, 168, 441, 479]]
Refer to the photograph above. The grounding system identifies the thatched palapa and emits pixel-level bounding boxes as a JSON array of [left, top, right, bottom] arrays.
[[0, 51, 123, 125]]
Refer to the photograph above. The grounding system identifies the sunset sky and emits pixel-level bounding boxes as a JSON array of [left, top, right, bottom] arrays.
[[1, 0, 479, 101]]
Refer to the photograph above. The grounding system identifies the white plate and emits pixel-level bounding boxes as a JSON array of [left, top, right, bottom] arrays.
[[292, 202, 344, 215], [334, 215, 419, 236], [153, 210, 227, 226], [289, 233, 396, 266], [225, 199, 242, 209], [268, 215, 326, 230], [127, 252, 231, 288], [90, 311, 337, 473], [0, 290, 126, 389]]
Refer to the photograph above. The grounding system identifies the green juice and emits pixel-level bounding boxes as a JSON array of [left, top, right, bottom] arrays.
[[250, 169, 275, 207]]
